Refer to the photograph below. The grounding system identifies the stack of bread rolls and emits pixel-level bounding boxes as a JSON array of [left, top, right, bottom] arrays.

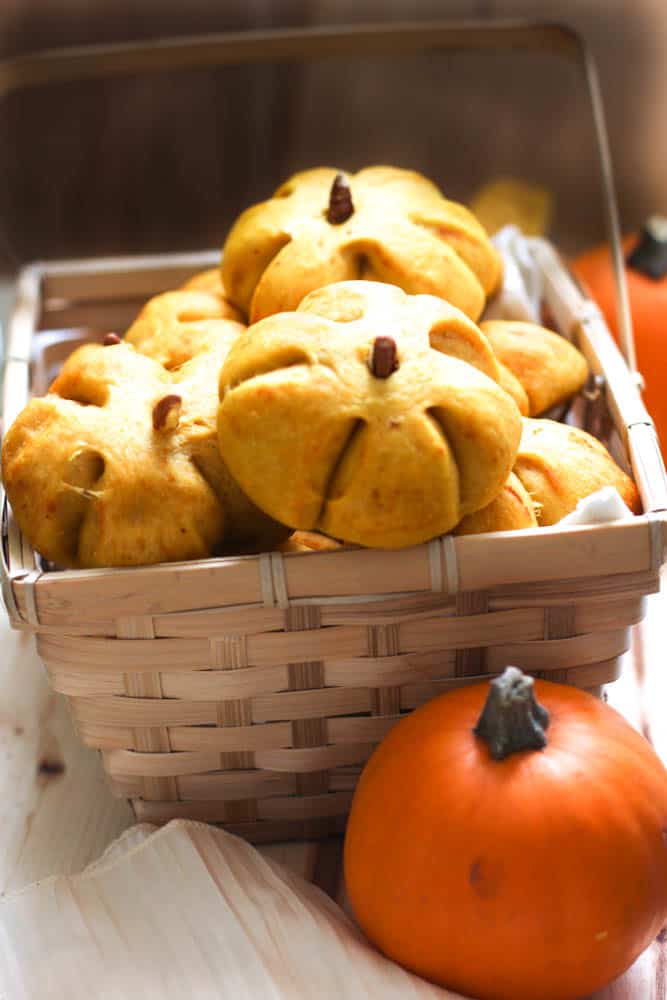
[[1, 167, 640, 568]]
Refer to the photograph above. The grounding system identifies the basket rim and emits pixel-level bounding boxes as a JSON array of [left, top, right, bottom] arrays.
[[2, 238, 667, 629], [3, 514, 665, 631]]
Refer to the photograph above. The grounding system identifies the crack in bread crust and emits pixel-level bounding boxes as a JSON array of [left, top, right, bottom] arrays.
[[217, 281, 523, 548], [315, 418, 367, 528]]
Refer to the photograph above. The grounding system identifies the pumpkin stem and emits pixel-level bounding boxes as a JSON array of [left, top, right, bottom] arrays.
[[327, 173, 354, 225], [626, 216, 667, 281], [369, 336, 399, 378], [474, 666, 550, 761], [152, 394, 182, 432]]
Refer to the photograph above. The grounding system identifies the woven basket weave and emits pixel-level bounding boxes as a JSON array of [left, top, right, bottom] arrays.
[[2, 23, 667, 842], [2, 239, 666, 842]]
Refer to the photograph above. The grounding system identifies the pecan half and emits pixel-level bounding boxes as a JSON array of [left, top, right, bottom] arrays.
[[152, 394, 182, 431], [327, 172, 354, 225], [103, 333, 122, 346], [369, 336, 399, 378]]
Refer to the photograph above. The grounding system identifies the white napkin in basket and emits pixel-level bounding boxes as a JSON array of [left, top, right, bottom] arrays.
[[557, 486, 636, 526], [482, 225, 544, 324]]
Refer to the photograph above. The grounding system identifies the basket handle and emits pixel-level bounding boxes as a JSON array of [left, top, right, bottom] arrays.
[[577, 42, 636, 373], [0, 18, 637, 373], [535, 240, 667, 514], [0, 20, 650, 607]]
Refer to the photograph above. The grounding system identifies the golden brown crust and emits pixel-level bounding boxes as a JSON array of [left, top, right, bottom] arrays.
[[496, 363, 530, 416], [125, 289, 243, 370], [2, 344, 221, 567], [218, 281, 522, 549], [454, 473, 538, 535], [513, 418, 641, 525], [222, 165, 503, 323], [181, 268, 226, 297], [2, 292, 287, 567], [480, 320, 589, 416]]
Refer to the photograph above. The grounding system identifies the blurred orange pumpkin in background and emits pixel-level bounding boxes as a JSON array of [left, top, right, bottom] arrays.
[[572, 217, 667, 457]]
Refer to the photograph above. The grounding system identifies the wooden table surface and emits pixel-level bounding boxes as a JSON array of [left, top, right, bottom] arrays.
[[1, 575, 666, 999]]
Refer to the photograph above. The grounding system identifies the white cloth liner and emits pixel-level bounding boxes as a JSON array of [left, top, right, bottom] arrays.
[[557, 486, 635, 526], [483, 225, 545, 324]]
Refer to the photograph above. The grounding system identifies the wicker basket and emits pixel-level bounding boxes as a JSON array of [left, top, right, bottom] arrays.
[[2, 24, 667, 843]]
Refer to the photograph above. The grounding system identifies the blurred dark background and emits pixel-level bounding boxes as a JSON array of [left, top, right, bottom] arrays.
[[0, 0, 665, 273]]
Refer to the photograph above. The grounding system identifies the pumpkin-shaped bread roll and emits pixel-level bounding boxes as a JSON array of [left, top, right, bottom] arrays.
[[480, 320, 589, 417], [218, 281, 522, 549], [222, 166, 502, 323], [123, 286, 291, 552], [181, 267, 227, 297], [109, 284, 286, 556], [454, 473, 538, 535], [125, 287, 243, 370], [2, 337, 287, 568], [513, 418, 641, 525]]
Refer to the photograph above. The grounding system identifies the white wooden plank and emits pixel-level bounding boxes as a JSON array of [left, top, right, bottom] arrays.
[[0, 618, 133, 895]]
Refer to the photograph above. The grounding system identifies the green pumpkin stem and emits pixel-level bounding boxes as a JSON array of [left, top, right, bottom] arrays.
[[474, 666, 550, 761], [626, 216, 667, 281]]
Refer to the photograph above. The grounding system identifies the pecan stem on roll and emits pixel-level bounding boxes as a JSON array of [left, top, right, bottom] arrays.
[[152, 394, 182, 431], [327, 172, 354, 225], [369, 336, 399, 378]]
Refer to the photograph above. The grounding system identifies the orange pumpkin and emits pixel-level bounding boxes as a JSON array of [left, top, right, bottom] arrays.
[[572, 218, 667, 455], [344, 667, 667, 1000]]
